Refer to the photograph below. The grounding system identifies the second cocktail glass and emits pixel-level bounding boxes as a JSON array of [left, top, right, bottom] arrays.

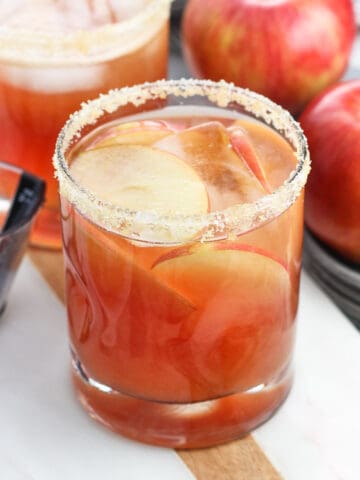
[[54, 79, 310, 448], [0, 0, 172, 248]]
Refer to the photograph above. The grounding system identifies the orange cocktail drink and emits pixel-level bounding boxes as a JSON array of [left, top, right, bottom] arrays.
[[0, 0, 171, 249], [54, 80, 310, 448]]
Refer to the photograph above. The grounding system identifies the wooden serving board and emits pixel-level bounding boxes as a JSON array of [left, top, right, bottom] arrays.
[[28, 248, 282, 480]]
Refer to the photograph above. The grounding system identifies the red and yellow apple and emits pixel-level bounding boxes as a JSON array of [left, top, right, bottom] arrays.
[[182, 0, 355, 115], [299, 80, 360, 263]]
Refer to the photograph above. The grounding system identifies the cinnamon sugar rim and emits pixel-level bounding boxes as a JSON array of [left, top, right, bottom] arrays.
[[0, 0, 172, 66], [54, 79, 311, 244]]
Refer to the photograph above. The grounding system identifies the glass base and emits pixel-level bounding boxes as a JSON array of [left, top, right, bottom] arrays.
[[72, 355, 292, 449], [30, 206, 62, 250]]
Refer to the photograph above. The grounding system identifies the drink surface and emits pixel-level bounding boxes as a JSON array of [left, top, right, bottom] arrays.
[[62, 106, 304, 447], [0, 0, 150, 33], [70, 105, 297, 215], [0, 0, 169, 248]]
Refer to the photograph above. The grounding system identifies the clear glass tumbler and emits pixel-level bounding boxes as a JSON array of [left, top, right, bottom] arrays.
[[54, 79, 310, 448], [0, 0, 172, 249]]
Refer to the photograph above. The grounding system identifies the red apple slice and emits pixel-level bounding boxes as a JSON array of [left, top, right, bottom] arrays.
[[70, 144, 210, 242], [151, 242, 293, 400], [154, 121, 267, 210], [228, 124, 272, 193], [152, 242, 289, 306], [87, 120, 173, 149], [70, 144, 209, 216]]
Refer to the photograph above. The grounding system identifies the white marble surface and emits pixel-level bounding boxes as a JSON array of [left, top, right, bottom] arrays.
[[1, 257, 359, 479], [0, 258, 194, 480], [254, 275, 360, 480]]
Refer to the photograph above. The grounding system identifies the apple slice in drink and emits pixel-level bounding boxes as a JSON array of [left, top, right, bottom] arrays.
[[67, 142, 216, 401], [70, 144, 209, 217], [152, 242, 289, 309], [154, 121, 267, 210], [70, 142, 210, 245], [86, 120, 173, 149], [152, 242, 292, 399]]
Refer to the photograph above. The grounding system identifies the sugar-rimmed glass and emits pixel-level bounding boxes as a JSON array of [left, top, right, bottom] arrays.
[[0, 0, 172, 249], [54, 79, 310, 448]]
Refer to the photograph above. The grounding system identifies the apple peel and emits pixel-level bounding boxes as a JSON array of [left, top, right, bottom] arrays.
[[229, 125, 272, 193], [152, 242, 288, 272], [86, 120, 174, 149], [152, 241, 290, 308]]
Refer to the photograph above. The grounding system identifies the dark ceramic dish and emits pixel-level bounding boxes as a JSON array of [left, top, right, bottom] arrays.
[[303, 230, 360, 330]]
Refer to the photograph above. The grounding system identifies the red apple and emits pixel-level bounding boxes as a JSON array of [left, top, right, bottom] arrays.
[[299, 80, 360, 263], [182, 0, 355, 115]]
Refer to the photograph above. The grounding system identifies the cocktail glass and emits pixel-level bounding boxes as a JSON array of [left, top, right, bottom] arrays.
[[0, 0, 172, 249], [54, 79, 310, 448]]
